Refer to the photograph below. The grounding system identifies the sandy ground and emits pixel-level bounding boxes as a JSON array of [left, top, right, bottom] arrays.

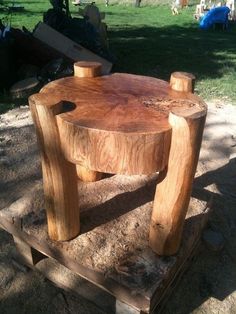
[[0, 99, 236, 314]]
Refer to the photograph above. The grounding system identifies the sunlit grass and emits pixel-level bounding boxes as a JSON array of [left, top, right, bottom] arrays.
[[0, 0, 236, 106]]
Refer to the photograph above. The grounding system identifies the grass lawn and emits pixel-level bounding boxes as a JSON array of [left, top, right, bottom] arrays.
[[0, 0, 236, 112]]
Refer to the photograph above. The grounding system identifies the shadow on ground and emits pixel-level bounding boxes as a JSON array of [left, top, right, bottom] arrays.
[[109, 22, 236, 82], [161, 158, 236, 314], [0, 98, 236, 314]]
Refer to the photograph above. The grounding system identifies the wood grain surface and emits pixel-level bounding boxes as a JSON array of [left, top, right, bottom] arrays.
[[29, 94, 80, 241], [30, 66, 207, 248], [73, 61, 103, 182], [170, 71, 196, 93], [74, 61, 102, 78], [41, 73, 206, 175], [149, 72, 207, 255]]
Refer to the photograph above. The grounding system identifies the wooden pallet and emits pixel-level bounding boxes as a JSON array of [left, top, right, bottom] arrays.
[[0, 174, 210, 314]]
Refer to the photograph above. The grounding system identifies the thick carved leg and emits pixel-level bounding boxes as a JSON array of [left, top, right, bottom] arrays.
[[74, 61, 104, 182], [149, 72, 207, 255], [170, 71, 195, 93], [76, 165, 103, 182], [29, 95, 80, 241]]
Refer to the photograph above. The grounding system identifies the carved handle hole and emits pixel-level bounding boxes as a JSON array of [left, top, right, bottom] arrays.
[[60, 101, 76, 113]]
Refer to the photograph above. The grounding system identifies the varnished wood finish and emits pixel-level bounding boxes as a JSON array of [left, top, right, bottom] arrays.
[[76, 164, 103, 182], [74, 61, 103, 182], [29, 94, 80, 241], [30, 64, 207, 250], [41, 73, 206, 175], [74, 61, 102, 78], [170, 72, 196, 93], [149, 73, 207, 255]]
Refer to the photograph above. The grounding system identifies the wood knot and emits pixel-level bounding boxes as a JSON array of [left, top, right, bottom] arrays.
[[151, 220, 164, 230], [141, 97, 199, 115]]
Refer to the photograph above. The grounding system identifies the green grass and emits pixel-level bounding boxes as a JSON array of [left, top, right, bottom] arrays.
[[0, 0, 236, 113], [103, 4, 236, 102]]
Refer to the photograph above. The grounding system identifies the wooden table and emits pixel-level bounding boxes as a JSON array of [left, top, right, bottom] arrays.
[[29, 62, 207, 256]]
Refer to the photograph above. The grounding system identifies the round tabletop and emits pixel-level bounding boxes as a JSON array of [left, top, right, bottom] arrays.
[[39, 73, 206, 175]]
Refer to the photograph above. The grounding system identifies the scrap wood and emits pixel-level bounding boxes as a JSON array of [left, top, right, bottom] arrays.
[[33, 22, 112, 75]]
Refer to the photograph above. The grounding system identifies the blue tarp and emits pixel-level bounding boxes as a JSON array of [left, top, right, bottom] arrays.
[[199, 6, 230, 30]]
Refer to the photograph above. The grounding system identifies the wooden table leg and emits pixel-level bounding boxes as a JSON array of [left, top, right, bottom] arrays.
[[74, 61, 103, 182], [76, 165, 103, 182], [29, 95, 80, 241], [149, 72, 206, 255], [170, 71, 196, 93]]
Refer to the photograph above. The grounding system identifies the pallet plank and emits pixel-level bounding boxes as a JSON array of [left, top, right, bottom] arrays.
[[0, 175, 211, 313]]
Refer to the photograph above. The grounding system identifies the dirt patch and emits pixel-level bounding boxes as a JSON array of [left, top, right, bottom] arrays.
[[0, 100, 236, 313]]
